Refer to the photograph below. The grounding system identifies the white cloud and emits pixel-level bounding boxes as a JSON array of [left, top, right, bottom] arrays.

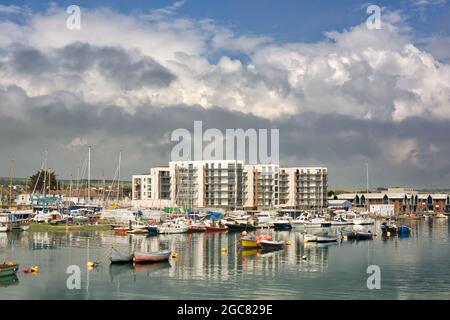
[[65, 137, 88, 151], [0, 4, 449, 123]]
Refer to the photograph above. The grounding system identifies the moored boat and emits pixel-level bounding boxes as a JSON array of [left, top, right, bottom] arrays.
[[133, 250, 172, 263], [398, 225, 411, 233], [315, 231, 338, 243], [0, 262, 19, 277], [303, 234, 318, 242], [356, 231, 373, 241], [0, 223, 8, 232], [226, 222, 256, 232], [110, 248, 134, 263], [273, 220, 292, 231], [158, 220, 189, 234], [240, 237, 259, 249], [260, 240, 284, 251], [436, 213, 448, 219]]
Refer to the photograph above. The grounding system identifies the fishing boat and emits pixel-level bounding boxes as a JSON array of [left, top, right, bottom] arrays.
[[260, 240, 285, 251], [356, 231, 373, 241], [110, 248, 134, 263], [315, 231, 338, 243], [188, 222, 207, 233], [133, 250, 172, 263], [0, 262, 19, 277]]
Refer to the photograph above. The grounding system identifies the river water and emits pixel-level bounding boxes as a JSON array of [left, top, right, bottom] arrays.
[[1, 219, 449, 299]]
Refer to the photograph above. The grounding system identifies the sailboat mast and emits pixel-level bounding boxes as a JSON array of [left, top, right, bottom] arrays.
[[88, 146, 91, 201], [117, 151, 121, 202]]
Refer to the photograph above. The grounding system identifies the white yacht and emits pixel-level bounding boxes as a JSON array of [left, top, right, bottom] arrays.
[[157, 218, 189, 234]]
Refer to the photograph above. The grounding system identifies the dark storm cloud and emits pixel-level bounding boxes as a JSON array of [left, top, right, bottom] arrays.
[[2, 85, 450, 189], [7, 43, 176, 90]]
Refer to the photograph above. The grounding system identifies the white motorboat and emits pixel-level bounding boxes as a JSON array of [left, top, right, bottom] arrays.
[[290, 213, 310, 228], [303, 218, 331, 228], [158, 219, 189, 234], [353, 217, 375, 225], [255, 211, 275, 227]]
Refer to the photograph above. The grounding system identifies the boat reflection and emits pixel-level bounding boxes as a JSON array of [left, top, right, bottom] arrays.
[[0, 273, 19, 287]]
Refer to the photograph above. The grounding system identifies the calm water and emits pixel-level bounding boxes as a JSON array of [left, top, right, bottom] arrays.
[[1, 219, 449, 300]]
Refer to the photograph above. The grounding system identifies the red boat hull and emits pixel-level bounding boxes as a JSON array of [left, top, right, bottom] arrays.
[[133, 251, 171, 263], [205, 226, 228, 232]]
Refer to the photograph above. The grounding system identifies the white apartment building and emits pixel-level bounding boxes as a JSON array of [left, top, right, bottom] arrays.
[[132, 161, 327, 210]]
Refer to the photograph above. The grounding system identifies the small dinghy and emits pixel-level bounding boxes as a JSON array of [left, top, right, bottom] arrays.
[[260, 240, 285, 251], [110, 248, 134, 263], [133, 250, 172, 263], [315, 231, 338, 243], [356, 231, 373, 241], [0, 262, 19, 277], [398, 225, 411, 233]]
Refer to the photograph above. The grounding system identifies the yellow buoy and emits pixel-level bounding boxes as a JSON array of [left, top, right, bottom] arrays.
[[221, 248, 228, 253], [285, 241, 292, 245], [87, 261, 96, 267], [31, 266, 39, 273], [343, 236, 348, 240], [171, 253, 179, 259]]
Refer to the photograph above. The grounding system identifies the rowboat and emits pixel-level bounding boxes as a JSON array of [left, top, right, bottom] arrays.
[[0, 262, 19, 277], [356, 231, 373, 241], [260, 240, 284, 251], [240, 238, 259, 249], [315, 232, 338, 243], [110, 248, 134, 263], [133, 250, 172, 263]]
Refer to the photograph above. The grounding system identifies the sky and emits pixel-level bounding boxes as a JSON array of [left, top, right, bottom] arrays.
[[0, 0, 449, 189]]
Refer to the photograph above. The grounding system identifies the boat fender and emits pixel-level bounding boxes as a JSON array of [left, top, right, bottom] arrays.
[[23, 267, 29, 273]]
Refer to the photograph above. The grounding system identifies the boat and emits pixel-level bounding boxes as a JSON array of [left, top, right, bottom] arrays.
[[303, 234, 318, 242], [0, 262, 19, 277], [0, 273, 19, 287], [254, 212, 275, 228], [114, 226, 131, 235], [188, 222, 207, 233], [225, 222, 256, 232], [110, 248, 134, 263], [353, 217, 375, 225], [436, 213, 448, 219], [398, 225, 411, 233], [303, 218, 332, 228], [158, 221, 189, 234], [341, 229, 357, 240], [0, 223, 8, 232], [260, 240, 284, 251], [272, 218, 292, 231], [133, 250, 172, 263], [356, 231, 373, 241], [205, 225, 228, 232], [381, 221, 398, 235], [240, 237, 259, 249], [315, 231, 338, 243], [290, 213, 309, 228]]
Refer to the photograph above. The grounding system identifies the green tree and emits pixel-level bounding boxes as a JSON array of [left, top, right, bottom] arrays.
[[30, 170, 58, 192], [327, 190, 336, 198]]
